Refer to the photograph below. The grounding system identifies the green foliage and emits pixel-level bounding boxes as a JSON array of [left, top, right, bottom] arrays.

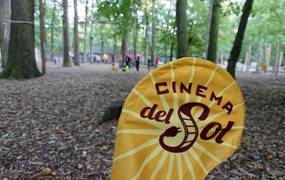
[[33, 0, 285, 63]]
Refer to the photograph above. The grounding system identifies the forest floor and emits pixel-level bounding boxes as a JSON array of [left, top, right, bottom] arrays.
[[0, 64, 284, 179]]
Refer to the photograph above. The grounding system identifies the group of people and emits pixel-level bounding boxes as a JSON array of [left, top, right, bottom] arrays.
[[123, 56, 140, 72]]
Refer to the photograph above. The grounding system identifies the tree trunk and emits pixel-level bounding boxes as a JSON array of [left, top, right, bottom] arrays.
[[39, 0, 47, 74], [265, 43, 271, 67], [133, 15, 138, 62], [170, 41, 174, 61], [82, 0, 89, 63], [164, 43, 167, 63], [256, 45, 262, 73], [151, 0, 156, 67], [89, 1, 95, 64], [100, 24, 104, 58], [164, 1, 172, 64], [62, 0, 71, 67], [206, 0, 221, 63], [246, 46, 251, 71], [121, 31, 128, 66], [176, 0, 189, 58], [50, 0, 56, 62], [0, 0, 41, 79], [0, 0, 11, 68], [226, 0, 254, 78], [277, 51, 283, 75], [73, 0, 80, 66], [275, 41, 280, 75], [89, 23, 94, 64], [144, 9, 149, 65], [89, 36, 94, 63], [113, 34, 117, 61]]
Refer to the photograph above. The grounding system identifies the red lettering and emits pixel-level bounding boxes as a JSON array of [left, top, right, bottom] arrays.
[[200, 121, 235, 143], [172, 82, 176, 93], [215, 121, 234, 143], [180, 82, 192, 94], [196, 85, 207, 98], [140, 104, 157, 120], [222, 102, 233, 115], [140, 104, 173, 124], [200, 122, 221, 140], [155, 82, 169, 95], [210, 91, 223, 105]]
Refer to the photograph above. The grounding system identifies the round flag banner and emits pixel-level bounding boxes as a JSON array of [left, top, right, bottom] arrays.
[[111, 57, 245, 180]]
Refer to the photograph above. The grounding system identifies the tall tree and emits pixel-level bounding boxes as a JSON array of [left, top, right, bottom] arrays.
[[176, 0, 189, 58], [39, 0, 47, 74], [73, 0, 80, 66], [206, 0, 221, 63], [0, 0, 41, 79], [144, 0, 150, 65], [50, 0, 56, 62], [113, 33, 118, 61], [62, 0, 71, 67], [170, 42, 174, 61], [100, 24, 104, 59], [89, 0, 95, 64], [227, 0, 254, 78], [151, 0, 156, 66], [0, 0, 11, 68], [121, 31, 128, 65], [133, 14, 138, 62], [82, 0, 89, 63]]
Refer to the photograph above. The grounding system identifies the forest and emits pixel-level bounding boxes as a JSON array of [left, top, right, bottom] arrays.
[[0, 0, 284, 78], [0, 0, 284, 179]]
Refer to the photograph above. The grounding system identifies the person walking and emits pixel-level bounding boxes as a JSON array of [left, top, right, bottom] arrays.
[[136, 56, 140, 71], [126, 56, 131, 68], [147, 58, 151, 71]]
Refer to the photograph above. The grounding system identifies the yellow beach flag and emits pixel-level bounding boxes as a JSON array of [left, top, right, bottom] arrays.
[[111, 57, 245, 180]]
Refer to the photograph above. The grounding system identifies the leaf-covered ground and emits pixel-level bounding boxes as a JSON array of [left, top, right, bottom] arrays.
[[0, 64, 284, 179]]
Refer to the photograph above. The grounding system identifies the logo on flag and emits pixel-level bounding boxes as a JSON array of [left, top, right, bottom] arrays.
[[111, 57, 245, 180]]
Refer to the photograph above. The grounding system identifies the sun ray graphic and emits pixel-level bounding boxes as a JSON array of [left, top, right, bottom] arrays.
[[132, 146, 163, 180], [117, 129, 162, 136], [197, 139, 238, 149], [150, 151, 169, 180], [170, 62, 179, 110], [184, 58, 196, 103], [176, 154, 183, 180], [231, 126, 243, 130], [132, 89, 153, 107], [122, 108, 163, 129], [149, 73, 169, 111], [208, 80, 236, 108], [195, 66, 219, 103], [183, 152, 196, 180], [166, 153, 175, 180], [114, 137, 159, 162], [194, 143, 222, 163], [188, 149, 208, 174]]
